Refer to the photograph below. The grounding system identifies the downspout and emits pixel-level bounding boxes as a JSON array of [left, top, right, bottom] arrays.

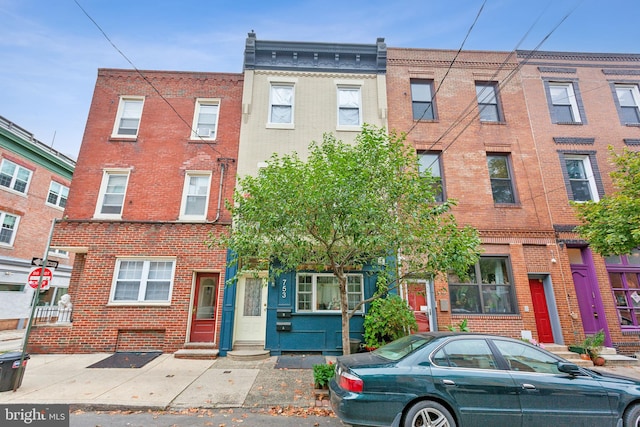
[[214, 160, 225, 223], [214, 158, 236, 223]]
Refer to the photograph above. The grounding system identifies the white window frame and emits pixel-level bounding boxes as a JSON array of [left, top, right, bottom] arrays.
[[94, 169, 130, 219], [109, 258, 176, 305], [0, 158, 32, 195], [615, 84, 640, 124], [336, 82, 363, 131], [48, 248, 69, 258], [548, 82, 581, 123], [190, 98, 220, 140], [46, 181, 69, 209], [296, 273, 363, 313], [0, 211, 19, 247], [268, 83, 295, 128], [112, 96, 144, 138], [179, 171, 212, 221], [564, 155, 599, 202]]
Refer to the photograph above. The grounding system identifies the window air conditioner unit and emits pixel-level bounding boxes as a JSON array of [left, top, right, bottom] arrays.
[[197, 128, 212, 137]]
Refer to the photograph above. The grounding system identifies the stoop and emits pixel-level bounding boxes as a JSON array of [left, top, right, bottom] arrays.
[[227, 340, 270, 361], [174, 342, 219, 360]]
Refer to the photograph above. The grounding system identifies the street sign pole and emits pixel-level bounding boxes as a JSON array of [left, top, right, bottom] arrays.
[[14, 218, 58, 392]]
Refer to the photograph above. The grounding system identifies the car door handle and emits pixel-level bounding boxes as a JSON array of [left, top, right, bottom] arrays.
[[522, 383, 536, 390], [442, 379, 455, 386]]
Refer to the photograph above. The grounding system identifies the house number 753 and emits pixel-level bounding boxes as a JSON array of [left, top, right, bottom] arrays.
[[281, 279, 287, 299]]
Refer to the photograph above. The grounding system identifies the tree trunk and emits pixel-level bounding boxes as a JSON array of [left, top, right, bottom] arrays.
[[335, 268, 351, 355]]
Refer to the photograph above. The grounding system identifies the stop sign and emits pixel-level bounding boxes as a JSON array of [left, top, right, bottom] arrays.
[[27, 267, 53, 289]]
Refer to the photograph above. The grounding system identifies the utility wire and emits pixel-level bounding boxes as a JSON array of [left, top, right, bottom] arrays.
[[405, 0, 487, 137], [73, 0, 224, 158]]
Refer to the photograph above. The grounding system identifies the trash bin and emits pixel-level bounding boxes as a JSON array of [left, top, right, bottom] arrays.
[[349, 338, 362, 354], [0, 351, 29, 392]]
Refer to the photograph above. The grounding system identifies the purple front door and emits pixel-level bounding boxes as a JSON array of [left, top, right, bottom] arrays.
[[570, 248, 610, 346]]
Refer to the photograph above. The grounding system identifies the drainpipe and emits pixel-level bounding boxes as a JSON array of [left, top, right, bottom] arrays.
[[214, 158, 235, 223]]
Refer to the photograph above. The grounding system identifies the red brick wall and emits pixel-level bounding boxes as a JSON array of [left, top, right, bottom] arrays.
[[65, 69, 243, 223], [28, 222, 229, 353], [28, 68, 243, 354], [0, 147, 73, 266], [387, 48, 558, 341]]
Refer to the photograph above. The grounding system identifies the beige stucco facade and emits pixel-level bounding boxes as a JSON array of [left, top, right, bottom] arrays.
[[237, 69, 388, 178]]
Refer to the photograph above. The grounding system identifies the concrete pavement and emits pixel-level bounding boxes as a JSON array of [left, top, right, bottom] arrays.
[[4, 329, 640, 414], [0, 352, 326, 411]]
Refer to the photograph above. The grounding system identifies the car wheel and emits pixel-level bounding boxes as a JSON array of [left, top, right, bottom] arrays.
[[624, 403, 640, 427], [404, 400, 456, 427]]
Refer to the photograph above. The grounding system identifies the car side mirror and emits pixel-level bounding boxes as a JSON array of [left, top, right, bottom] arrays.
[[557, 361, 581, 375]]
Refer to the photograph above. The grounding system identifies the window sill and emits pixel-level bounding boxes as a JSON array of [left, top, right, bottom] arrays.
[[0, 185, 28, 198], [413, 119, 438, 123], [109, 136, 138, 142], [493, 203, 522, 208], [625, 123, 640, 127], [479, 120, 506, 125], [266, 123, 295, 130], [107, 302, 171, 307], [336, 125, 362, 132], [553, 121, 583, 125]]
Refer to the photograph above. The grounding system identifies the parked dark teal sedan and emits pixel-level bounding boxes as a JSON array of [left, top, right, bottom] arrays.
[[330, 332, 640, 427]]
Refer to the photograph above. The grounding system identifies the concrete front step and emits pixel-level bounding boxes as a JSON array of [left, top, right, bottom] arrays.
[[174, 348, 219, 359], [544, 343, 639, 367], [227, 349, 270, 361]]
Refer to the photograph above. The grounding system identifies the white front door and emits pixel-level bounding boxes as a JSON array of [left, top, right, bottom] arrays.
[[234, 276, 268, 342]]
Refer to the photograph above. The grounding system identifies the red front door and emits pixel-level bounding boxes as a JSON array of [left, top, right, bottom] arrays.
[[189, 273, 219, 343], [529, 278, 554, 343], [407, 283, 430, 332]]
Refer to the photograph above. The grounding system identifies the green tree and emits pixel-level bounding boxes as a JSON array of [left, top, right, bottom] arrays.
[[207, 125, 480, 354], [574, 147, 640, 255]]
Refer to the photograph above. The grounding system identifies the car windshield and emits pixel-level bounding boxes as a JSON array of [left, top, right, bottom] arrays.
[[373, 335, 432, 361]]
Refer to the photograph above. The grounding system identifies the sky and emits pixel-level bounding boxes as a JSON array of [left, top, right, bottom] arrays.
[[1, 0, 639, 160]]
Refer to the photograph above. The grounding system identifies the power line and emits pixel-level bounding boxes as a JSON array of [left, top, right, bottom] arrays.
[[73, 0, 224, 158], [405, 0, 487, 137]]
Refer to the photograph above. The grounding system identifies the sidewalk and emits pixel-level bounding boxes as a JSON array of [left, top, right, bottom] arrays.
[[0, 350, 328, 410], [3, 329, 640, 412]]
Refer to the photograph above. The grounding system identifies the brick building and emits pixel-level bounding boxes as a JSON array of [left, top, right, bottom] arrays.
[[0, 116, 75, 330], [517, 50, 640, 353], [27, 69, 243, 354], [25, 37, 640, 357], [386, 48, 566, 344]]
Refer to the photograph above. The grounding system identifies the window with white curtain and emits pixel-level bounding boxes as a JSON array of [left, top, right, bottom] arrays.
[[110, 259, 175, 303], [296, 273, 363, 312], [337, 86, 362, 128], [269, 84, 294, 124], [179, 172, 211, 220]]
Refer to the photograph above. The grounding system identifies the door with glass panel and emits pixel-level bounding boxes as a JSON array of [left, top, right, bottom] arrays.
[[234, 276, 267, 342], [189, 273, 219, 342]]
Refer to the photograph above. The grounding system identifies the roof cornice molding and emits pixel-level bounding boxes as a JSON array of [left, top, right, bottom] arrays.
[[517, 50, 640, 62], [244, 32, 386, 74]]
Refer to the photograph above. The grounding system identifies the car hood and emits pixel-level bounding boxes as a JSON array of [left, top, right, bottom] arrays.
[[337, 352, 395, 369]]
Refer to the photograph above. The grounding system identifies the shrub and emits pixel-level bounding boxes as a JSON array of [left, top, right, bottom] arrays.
[[363, 294, 418, 349], [313, 362, 335, 388]]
